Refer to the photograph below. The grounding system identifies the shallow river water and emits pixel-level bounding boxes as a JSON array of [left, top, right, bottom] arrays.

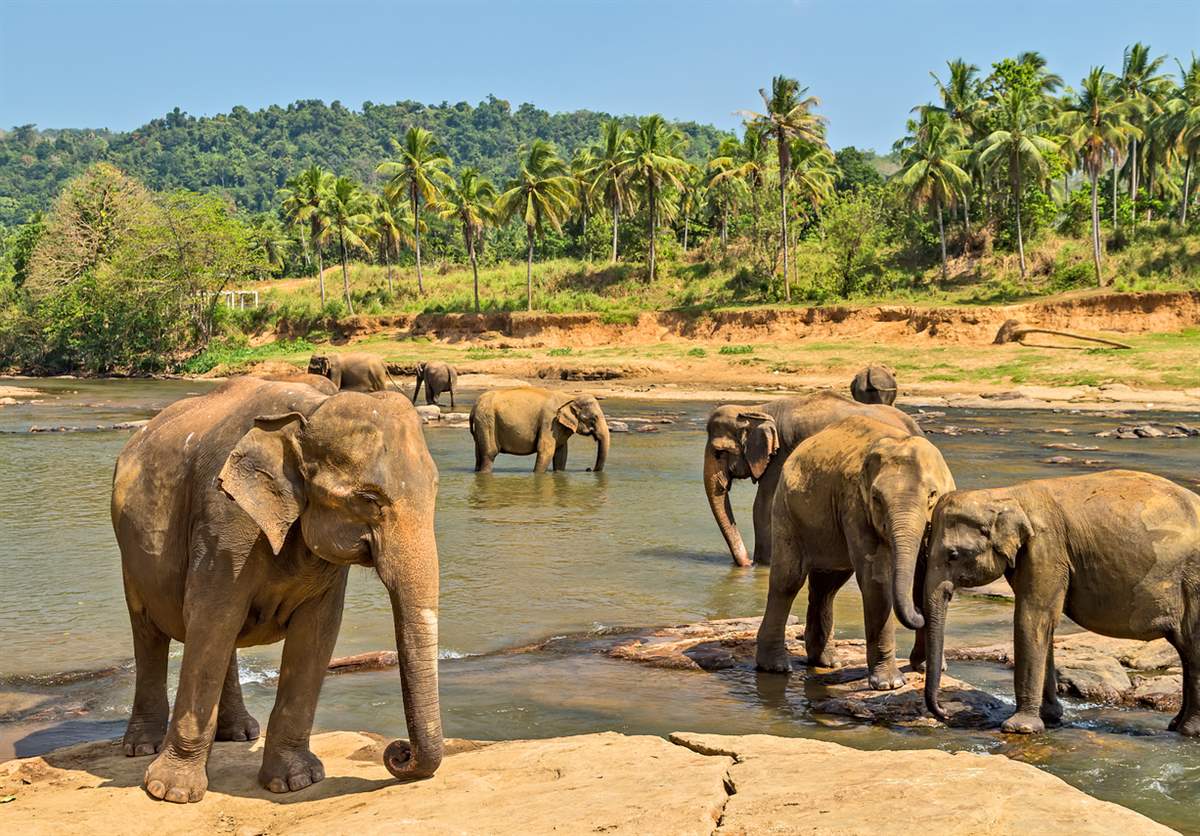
[[2, 379, 1199, 831]]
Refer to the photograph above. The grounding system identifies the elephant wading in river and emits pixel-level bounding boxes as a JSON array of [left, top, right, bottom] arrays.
[[111, 377, 443, 802], [851, 365, 898, 405], [470, 387, 609, 473], [704, 392, 922, 567], [755, 416, 955, 688], [308, 352, 394, 393], [923, 470, 1200, 736], [412, 361, 457, 408]]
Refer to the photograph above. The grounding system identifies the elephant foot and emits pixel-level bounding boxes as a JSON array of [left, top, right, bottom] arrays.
[[215, 710, 260, 742], [868, 665, 906, 691], [805, 649, 839, 669], [1040, 701, 1064, 727], [755, 645, 794, 674], [1001, 712, 1045, 735], [259, 746, 325, 793], [1172, 714, 1200, 736], [122, 716, 167, 757], [144, 750, 208, 803]]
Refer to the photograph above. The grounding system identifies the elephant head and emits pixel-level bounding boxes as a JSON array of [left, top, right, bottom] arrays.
[[858, 434, 956, 632], [703, 406, 779, 567], [308, 354, 338, 387], [923, 490, 1030, 721], [217, 390, 443, 781], [556, 394, 609, 472], [851, 365, 898, 406]]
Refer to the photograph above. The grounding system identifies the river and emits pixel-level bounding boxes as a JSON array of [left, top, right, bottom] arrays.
[[1, 378, 1199, 831]]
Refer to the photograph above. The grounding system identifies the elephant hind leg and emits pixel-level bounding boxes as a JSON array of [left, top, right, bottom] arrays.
[[1168, 597, 1200, 734], [756, 511, 806, 673], [472, 422, 496, 473], [123, 601, 171, 757], [216, 650, 260, 742], [804, 569, 853, 669]]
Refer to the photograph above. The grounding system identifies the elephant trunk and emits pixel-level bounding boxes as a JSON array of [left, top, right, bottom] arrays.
[[410, 374, 423, 405], [923, 579, 954, 723], [375, 516, 443, 782], [591, 413, 609, 472], [704, 444, 750, 567], [888, 507, 928, 630]]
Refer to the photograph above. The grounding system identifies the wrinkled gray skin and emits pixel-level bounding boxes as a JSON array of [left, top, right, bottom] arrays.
[[412, 361, 457, 408], [470, 387, 609, 473], [755, 416, 955, 688], [253, 371, 339, 395], [703, 392, 923, 567], [307, 352, 392, 393], [924, 470, 1200, 736], [112, 377, 443, 803], [850, 365, 898, 406]]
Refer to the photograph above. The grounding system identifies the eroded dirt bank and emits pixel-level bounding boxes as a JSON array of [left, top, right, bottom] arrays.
[[0, 730, 1174, 835]]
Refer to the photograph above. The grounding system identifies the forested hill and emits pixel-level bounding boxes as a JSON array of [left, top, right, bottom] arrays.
[[0, 96, 731, 225]]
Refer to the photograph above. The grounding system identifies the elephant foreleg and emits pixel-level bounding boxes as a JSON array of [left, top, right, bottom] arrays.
[[215, 650, 260, 742], [260, 580, 346, 793], [751, 464, 782, 566], [533, 435, 555, 473], [860, 570, 904, 690], [1040, 640, 1063, 727], [1003, 579, 1065, 735], [804, 569, 853, 669], [449, 385, 456, 410], [756, 513, 806, 673], [122, 599, 171, 757], [552, 440, 568, 472]]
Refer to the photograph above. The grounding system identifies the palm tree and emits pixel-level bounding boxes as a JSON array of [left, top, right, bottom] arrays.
[[376, 127, 452, 294], [704, 143, 748, 255], [570, 148, 597, 257], [1059, 67, 1140, 286], [495, 140, 576, 311], [896, 111, 971, 282], [438, 167, 497, 313], [247, 213, 288, 276], [742, 76, 827, 301], [279, 165, 333, 305], [320, 176, 375, 315], [927, 59, 983, 228], [1017, 51, 1065, 93], [1118, 43, 1169, 215], [370, 193, 406, 295], [707, 127, 770, 254], [1163, 55, 1200, 223], [627, 115, 690, 281], [979, 85, 1059, 280], [590, 120, 634, 263], [677, 165, 706, 253], [786, 138, 837, 225]]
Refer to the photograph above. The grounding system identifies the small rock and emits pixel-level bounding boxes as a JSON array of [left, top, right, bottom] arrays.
[[1120, 639, 1178, 670], [1042, 456, 1074, 465], [1042, 442, 1100, 451], [442, 412, 470, 423], [1173, 422, 1200, 437], [0, 397, 16, 406], [636, 425, 659, 433], [1045, 428, 1073, 435], [111, 420, 148, 431], [414, 404, 441, 423], [1132, 424, 1165, 438], [608, 421, 630, 433], [1056, 655, 1131, 702], [1127, 674, 1182, 713]]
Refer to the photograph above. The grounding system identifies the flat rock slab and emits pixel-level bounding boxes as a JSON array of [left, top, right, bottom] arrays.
[[670, 733, 1175, 835], [607, 617, 1007, 728]]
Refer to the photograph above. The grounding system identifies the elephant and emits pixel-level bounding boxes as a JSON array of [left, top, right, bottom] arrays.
[[703, 391, 923, 567], [755, 416, 955, 689], [412, 361, 457, 408], [850, 365, 898, 405], [470, 387, 609, 473], [111, 376, 443, 802], [252, 371, 339, 395], [923, 470, 1200, 736], [307, 352, 395, 393]]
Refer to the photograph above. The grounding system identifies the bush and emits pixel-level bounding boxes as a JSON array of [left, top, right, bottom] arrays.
[[686, 347, 707, 357], [719, 344, 754, 355]]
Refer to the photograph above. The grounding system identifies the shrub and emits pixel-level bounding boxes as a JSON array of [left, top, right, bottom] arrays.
[[719, 344, 754, 355]]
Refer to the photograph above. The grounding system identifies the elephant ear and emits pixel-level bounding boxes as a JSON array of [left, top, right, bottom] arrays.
[[556, 401, 580, 433], [738, 411, 778, 481], [867, 366, 895, 392], [218, 412, 308, 556], [991, 503, 1032, 568]]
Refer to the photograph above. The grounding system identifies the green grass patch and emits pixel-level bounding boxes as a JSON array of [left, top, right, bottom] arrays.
[[718, 344, 754, 355], [182, 338, 315, 375], [687, 347, 707, 357]]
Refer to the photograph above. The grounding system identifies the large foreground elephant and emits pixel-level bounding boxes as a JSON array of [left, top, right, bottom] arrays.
[[923, 470, 1200, 736], [470, 387, 609, 473], [756, 416, 955, 688], [703, 392, 923, 567], [112, 377, 443, 802], [308, 352, 392, 392], [412, 361, 457, 408], [850, 365, 898, 405]]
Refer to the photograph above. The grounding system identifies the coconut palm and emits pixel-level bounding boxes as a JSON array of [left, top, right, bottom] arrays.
[[1017, 51, 1065, 93], [627, 115, 690, 281], [1118, 43, 1169, 214], [279, 165, 333, 305], [247, 213, 288, 276], [590, 120, 634, 263], [1059, 68, 1140, 285], [742, 76, 827, 301], [376, 127, 452, 294], [787, 138, 837, 223], [438, 167, 497, 313], [370, 193, 408, 295], [320, 176, 376, 316], [495, 140, 576, 311], [927, 59, 983, 228], [569, 148, 598, 257], [677, 165, 706, 253], [708, 127, 771, 255], [704, 143, 749, 255], [896, 111, 971, 281], [1163, 55, 1200, 223]]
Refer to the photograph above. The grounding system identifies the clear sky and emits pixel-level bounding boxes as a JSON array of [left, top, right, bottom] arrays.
[[2, 0, 1197, 151]]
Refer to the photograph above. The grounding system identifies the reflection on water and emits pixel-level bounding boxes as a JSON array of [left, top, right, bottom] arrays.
[[2, 379, 1199, 831]]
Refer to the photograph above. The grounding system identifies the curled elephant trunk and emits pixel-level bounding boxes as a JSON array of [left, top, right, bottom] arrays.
[[375, 518, 444, 782], [923, 580, 954, 723], [704, 444, 750, 567], [888, 509, 927, 630], [591, 413, 609, 473]]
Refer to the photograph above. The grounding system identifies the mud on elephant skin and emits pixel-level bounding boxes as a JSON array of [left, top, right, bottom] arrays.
[[111, 378, 444, 803], [703, 391, 923, 567], [411, 361, 458, 408], [923, 470, 1200, 737], [308, 352, 397, 393], [469, 386, 609, 473]]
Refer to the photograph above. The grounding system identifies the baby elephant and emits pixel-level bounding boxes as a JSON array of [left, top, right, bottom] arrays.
[[924, 470, 1200, 736], [850, 365, 897, 405], [470, 387, 609, 473], [308, 352, 391, 392], [412, 361, 457, 408], [757, 416, 955, 690]]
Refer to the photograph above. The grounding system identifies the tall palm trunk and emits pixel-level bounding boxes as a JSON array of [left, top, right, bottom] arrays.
[[411, 185, 424, 294], [1090, 167, 1104, 287], [469, 234, 481, 314], [962, 191, 971, 239], [385, 247, 394, 295], [647, 181, 657, 281], [778, 159, 791, 301], [1013, 153, 1026, 280], [1112, 155, 1119, 229], [525, 226, 535, 312], [720, 205, 729, 254], [1182, 151, 1194, 225], [683, 212, 689, 254], [610, 199, 620, 263], [312, 217, 326, 307], [937, 202, 948, 282], [581, 210, 588, 260], [338, 228, 354, 315]]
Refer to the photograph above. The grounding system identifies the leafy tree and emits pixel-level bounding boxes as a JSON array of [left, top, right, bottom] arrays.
[[590, 120, 634, 263], [439, 167, 497, 312], [246, 213, 288, 276], [377, 127, 452, 294], [832, 147, 884, 192], [677, 165, 706, 253], [320, 176, 375, 314], [627, 115, 690, 281], [279, 165, 333, 304], [895, 110, 970, 281], [495, 140, 576, 310]]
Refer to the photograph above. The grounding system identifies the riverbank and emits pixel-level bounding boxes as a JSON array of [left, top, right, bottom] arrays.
[[0, 729, 1174, 834]]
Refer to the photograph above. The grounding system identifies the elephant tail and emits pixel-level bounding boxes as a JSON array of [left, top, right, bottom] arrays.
[[384, 368, 405, 395]]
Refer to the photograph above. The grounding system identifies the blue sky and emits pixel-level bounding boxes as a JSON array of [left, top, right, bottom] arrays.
[[2, 0, 1197, 152]]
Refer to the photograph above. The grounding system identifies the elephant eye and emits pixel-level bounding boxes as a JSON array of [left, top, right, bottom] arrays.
[[356, 490, 385, 510]]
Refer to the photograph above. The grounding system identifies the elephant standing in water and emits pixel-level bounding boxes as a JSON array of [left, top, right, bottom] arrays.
[[412, 361, 457, 408], [470, 387, 609, 473], [756, 416, 955, 689], [923, 471, 1200, 736], [703, 392, 922, 567], [112, 377, 443, 802], [851, 365, 898, 405], [308, 352, 393, 392]]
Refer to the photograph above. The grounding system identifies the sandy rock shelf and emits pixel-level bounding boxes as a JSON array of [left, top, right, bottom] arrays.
[[0, 730, 1174, 835]]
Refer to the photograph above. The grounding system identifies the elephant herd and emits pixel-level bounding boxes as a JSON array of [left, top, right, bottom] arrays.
[[108, 354, 1200, 804]]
